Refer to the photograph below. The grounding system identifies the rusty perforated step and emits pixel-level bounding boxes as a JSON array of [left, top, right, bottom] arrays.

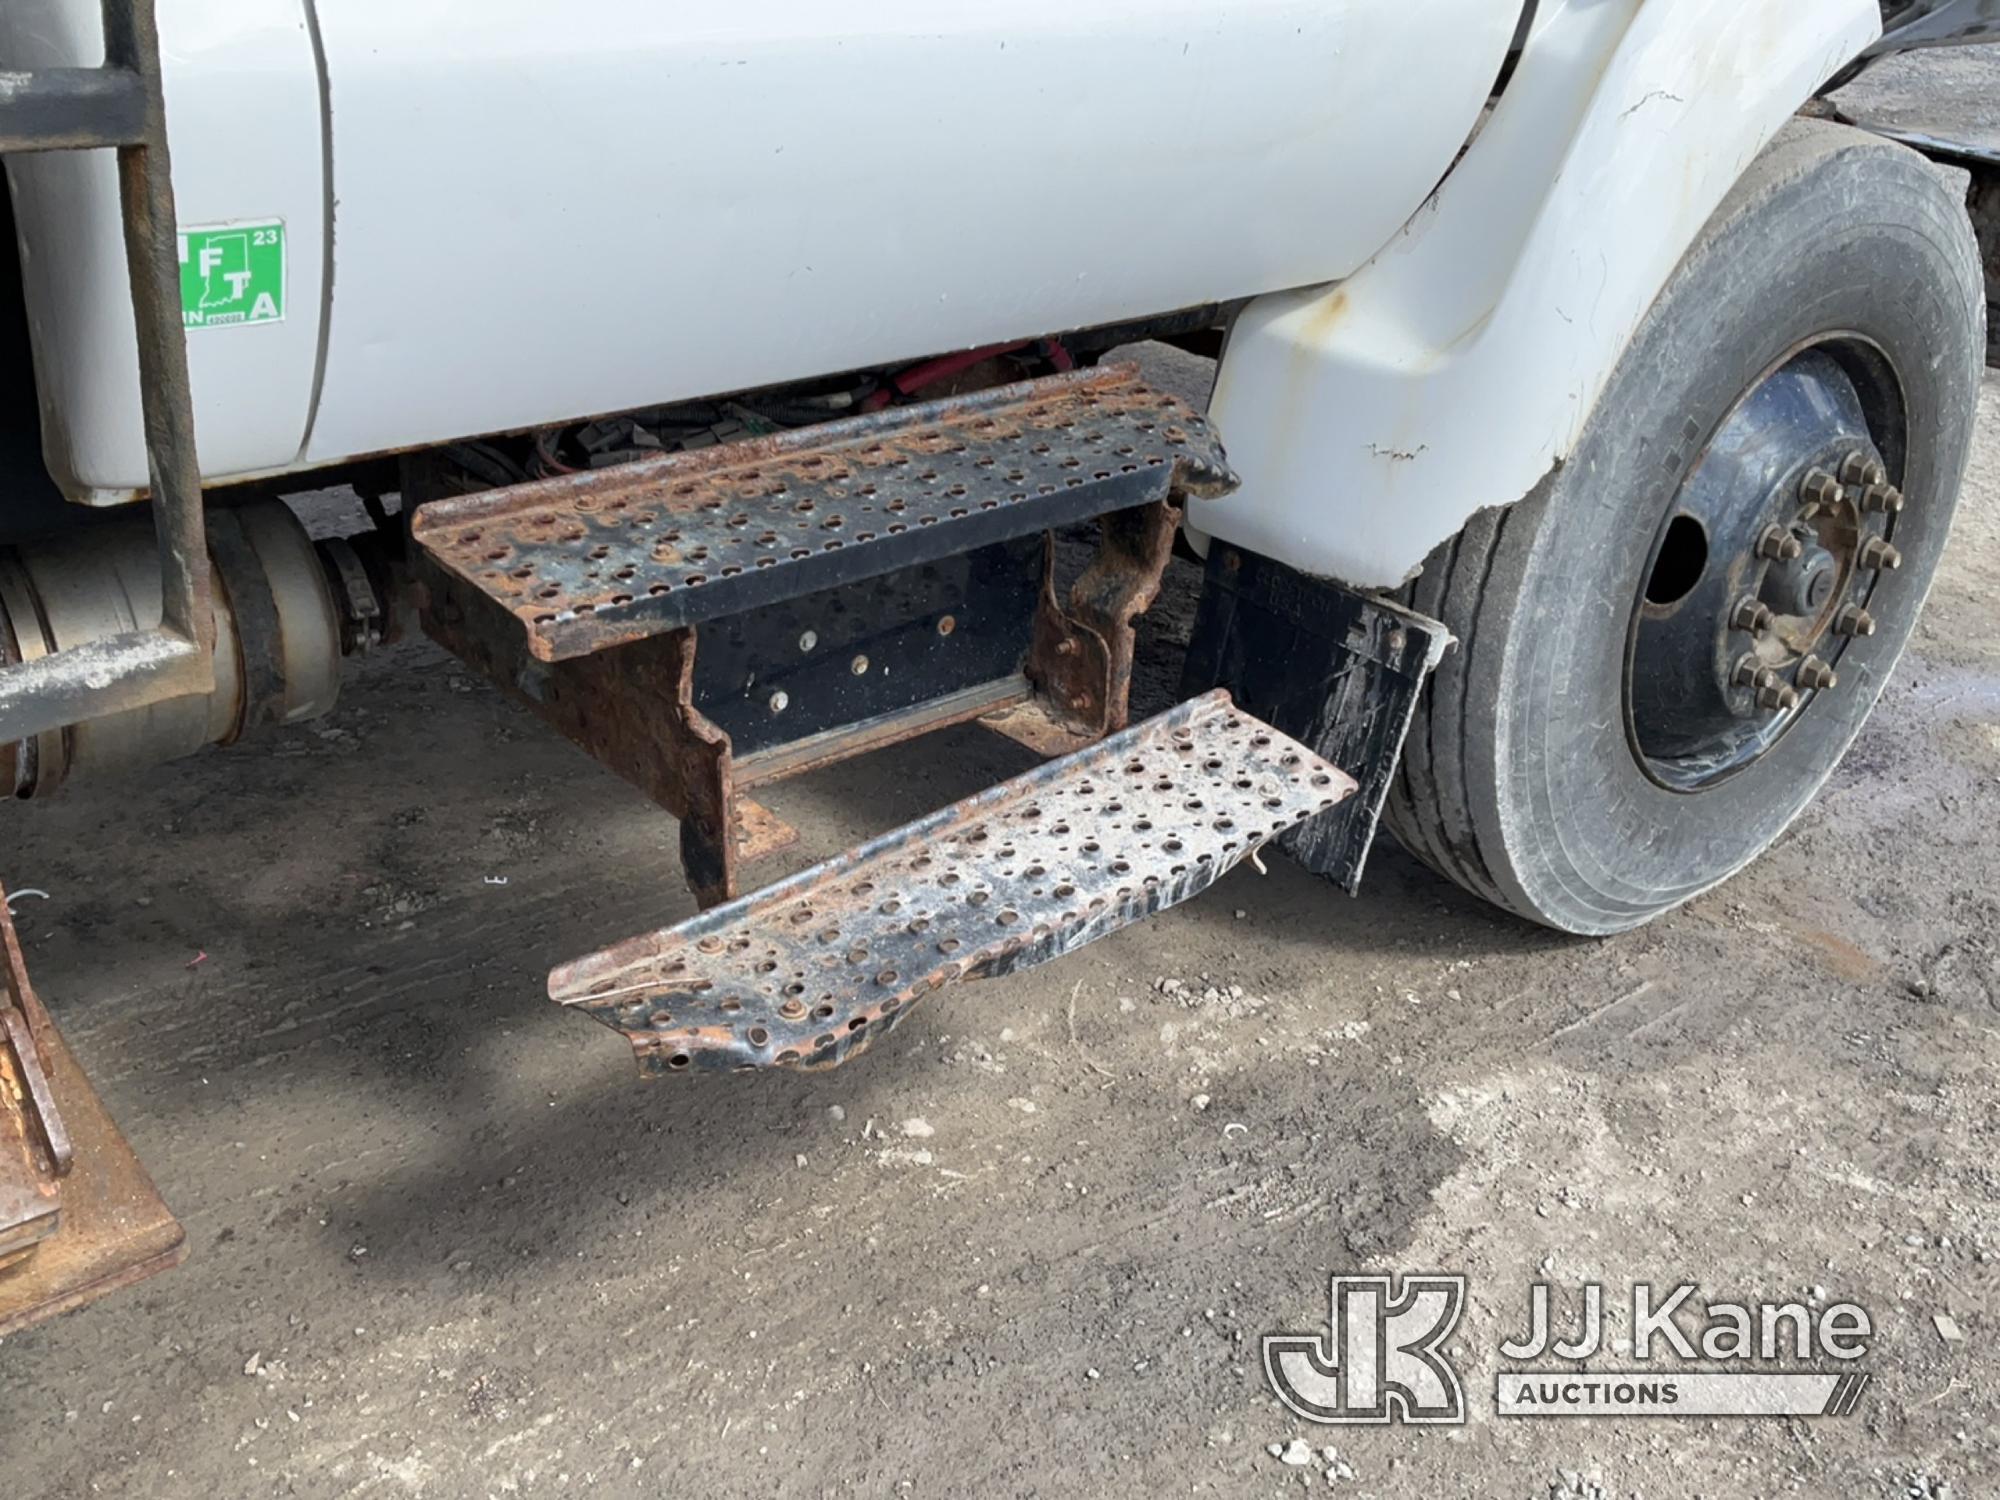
[[410, 364, 1233, 662], [551, 690, 1357, 1075]]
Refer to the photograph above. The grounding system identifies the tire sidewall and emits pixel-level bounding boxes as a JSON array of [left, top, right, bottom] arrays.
[[1480, 134, 1983, 934]]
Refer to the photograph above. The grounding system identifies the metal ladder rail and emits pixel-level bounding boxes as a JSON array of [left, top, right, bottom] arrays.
[[0, 0, 213, 745]]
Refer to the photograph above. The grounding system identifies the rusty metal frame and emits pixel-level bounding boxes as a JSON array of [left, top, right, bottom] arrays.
[[411, 366, 1235, 912], [1024, 498, 1184, 739], [0, 0, 214, 747]]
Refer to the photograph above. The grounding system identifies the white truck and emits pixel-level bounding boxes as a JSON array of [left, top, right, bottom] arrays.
[[1, 0, 1994, 1330]]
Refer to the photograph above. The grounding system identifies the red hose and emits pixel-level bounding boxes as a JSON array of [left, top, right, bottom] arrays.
[[862, 339, 1036, 411]]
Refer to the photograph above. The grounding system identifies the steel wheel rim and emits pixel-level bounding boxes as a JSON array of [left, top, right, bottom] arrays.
[[1624, 339, 1910, 792]]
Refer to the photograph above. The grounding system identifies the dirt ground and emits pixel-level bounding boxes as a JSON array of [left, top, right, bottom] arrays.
[[6, 80, 2000, 1500]]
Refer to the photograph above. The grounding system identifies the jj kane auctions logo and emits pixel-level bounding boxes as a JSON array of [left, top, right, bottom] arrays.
[[1265, 1276, 1874, 1423]]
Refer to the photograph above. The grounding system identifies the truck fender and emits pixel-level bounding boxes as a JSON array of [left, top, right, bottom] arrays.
[[1189, 0, 1885, 589]]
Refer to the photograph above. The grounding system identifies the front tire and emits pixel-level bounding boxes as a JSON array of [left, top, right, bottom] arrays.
[[1383, 120, 1986, 935]]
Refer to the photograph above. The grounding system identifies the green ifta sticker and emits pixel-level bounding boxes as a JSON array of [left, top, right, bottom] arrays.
[[178, 220, 285, 329]]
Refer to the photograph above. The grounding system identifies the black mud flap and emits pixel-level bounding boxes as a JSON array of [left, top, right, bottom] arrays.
[[1180, 543, 1452, 894]]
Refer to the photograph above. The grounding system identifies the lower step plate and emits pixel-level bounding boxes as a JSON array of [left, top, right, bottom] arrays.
[[552, 690, 1357, 1075]]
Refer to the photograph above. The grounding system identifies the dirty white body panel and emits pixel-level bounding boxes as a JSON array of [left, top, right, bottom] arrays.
[[1, 0, 326, 499], [2, 0, 1516, 498], [302, 2, 1515, 470], [1191, 0, 1884, 587]]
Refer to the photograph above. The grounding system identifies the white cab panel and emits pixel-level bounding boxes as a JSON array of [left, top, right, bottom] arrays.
[[302, 1, 1514, 464], [1, 0, 326, 500], [1195, 0, 1882, 587]]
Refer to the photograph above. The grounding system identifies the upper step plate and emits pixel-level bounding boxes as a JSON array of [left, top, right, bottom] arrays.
[[551, 690, 1356, 1076], [412, 365, 1233, 662]]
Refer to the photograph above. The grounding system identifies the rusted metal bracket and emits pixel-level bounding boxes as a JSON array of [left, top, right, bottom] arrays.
[[552, 691, 1356, 1076], [1023, 499, 1183, 739], [419, 569, 753, 908]]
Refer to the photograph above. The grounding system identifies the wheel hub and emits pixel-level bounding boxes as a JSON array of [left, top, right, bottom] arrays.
[[1764, 537, 1840, 617], [1626, 347, 1906, 790]]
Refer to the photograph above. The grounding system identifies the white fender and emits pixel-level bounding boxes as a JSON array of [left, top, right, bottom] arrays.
[[1192, 0, 1884, 588]]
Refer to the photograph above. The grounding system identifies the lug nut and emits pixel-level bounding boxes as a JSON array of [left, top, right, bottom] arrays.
[[1797, 655, 1838, 691], [1859, 482, 1905, 515], [1756, 525, 1804, 562], [1757, 680, 1801, 712], [1729, 596, 1774, 634], [1732, 654, 1773, 689], [1859, 537, 1902, 570], [1834, 604, 1877, 637], [1799, 469, 1842, 507], [1839, 452, 1887, 488]]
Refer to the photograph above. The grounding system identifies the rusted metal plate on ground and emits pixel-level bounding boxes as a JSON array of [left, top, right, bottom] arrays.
[[0, 1021, 186, 1336], [0, 1019, 62, 1265], [411, 364, 1234, 662], [1, 882, 67, 1267], [552, 691, 1356, 1076]]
